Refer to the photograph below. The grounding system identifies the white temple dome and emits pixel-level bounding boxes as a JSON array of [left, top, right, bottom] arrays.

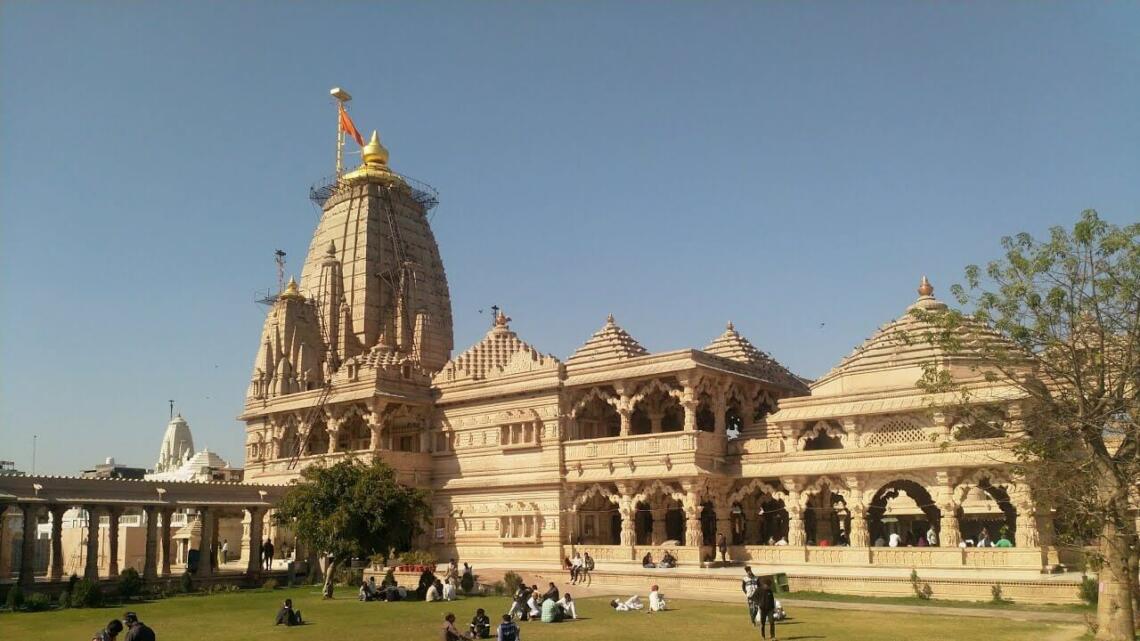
[[155, 414, 195, 474]]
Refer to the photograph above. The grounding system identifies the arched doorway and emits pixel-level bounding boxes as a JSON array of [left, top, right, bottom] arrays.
[[868, 480, 941, 546]]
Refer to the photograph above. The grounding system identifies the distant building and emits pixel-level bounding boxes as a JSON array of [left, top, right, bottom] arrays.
[[0, 461, 25, 476], [82, 457, 148, 480], [154, 414, 195, 474]]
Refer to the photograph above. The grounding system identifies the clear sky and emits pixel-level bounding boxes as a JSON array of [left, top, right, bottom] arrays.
[[1, 2, 1137, 475]]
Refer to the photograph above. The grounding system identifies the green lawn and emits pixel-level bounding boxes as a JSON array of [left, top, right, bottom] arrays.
[[0, 586, 1081, 641], [786, 589, 1093, 613]]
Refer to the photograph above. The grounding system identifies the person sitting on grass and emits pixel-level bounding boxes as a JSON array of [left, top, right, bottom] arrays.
[[359, 580, 374, 601], [540, 595, 563, 623], [508, 584, 530, 621], [526, 585, 541, 619], [427, 579, 444, 602], [497, 614, 521, 641], [470, 608, 491, 639], [275, 598, 303, 626], [441, 612, 474, 641], [123, 612, 155, 641], [92, 619, 124, 641], [558, 593, 578, 620], [648, 585, 666, 612], [610, 595, 643, 611], [541, 581, 560, 603]]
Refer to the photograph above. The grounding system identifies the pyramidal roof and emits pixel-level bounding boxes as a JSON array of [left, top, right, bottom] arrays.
[[703, 321, 807, 391], [435, 310, 559, 383], [566, 314, 649, 367], [812, 276, 1021, 394]]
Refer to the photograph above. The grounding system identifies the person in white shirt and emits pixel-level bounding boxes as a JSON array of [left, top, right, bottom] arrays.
[[773, 538, 788, 546], [648, 585, 666, 612], [926, 526, 939, 547], [888, 532, 901, 548], [610, 595, 642, 611], [570, 554, 584, 584], [526, 585, 540, 618], [558, 593, 578, 620]]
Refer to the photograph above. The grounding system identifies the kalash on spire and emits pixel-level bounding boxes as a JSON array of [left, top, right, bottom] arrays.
[[240, 89, 453, 481]]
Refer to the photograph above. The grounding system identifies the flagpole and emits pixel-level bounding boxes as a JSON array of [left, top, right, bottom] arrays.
[[330, 87, 352, 176]]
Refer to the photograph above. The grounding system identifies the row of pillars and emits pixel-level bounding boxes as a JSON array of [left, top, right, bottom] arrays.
[[4, 503, 267, 589]]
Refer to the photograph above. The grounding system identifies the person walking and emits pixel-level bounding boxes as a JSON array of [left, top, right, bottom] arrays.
[[263, 538, 275, 571], [717, 533, 729, 563], [756, 577, 778, 639], [742, 566, 761, 626]]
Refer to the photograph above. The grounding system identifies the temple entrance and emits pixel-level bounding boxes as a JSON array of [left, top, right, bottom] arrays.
[[957, 482, 1017, 545], [574, 491, 621, 545], [802, 486, 850, 546]]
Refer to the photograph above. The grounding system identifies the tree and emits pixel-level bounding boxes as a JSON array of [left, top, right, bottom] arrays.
[[913, 211, 1139, 640], [273, 459, 430, 598]]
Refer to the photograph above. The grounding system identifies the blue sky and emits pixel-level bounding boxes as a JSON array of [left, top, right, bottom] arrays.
[[1, 2, 1137, 475]]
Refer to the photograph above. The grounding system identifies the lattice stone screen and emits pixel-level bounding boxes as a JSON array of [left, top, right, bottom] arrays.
[[861, 417, 926, 447]]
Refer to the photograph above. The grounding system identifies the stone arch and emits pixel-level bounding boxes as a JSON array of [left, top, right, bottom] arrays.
[[572, 483, 620, 509], [570, 388, 619, 417], [571, 484, 620, 545], [630, 382, 684, 435], [572, 390, 621, 440], [628, 379, 683, 406], [304, 415, 330, 455], [632, 479, 685, 506], [337, 412, 370, 451], [799, 476, 852, 546], [798, 421, 847, 451], [729, 478, 788, 504], [952, 468, 1020, 544], [867, 476, 942, 545]]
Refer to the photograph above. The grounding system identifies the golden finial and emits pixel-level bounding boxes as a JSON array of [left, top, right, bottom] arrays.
[[494, 309, 511, 328], [279, 276, 305, 301], [726, 321, 735, 332], [918, 275, 934, 297], [361, 130, 389, 167], [606, 313, 616, 325]]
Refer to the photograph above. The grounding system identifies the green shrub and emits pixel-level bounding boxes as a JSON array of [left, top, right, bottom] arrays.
[[70, 579, 103, 608], [118, 567, 144, 600], [491, 580, 506, 596], [1079, 576, 1099, 605], [23, 593, 51, 612], [57, 590, 71, 609], [262, 578, 279, 590], [382, 568, 397, 588], [6, 585, 25, 610], [397, 550, 437, 566], [179, 571, 193, 594], [66, 574, 79, 593], [909, 569, 932, 600], [991, 583, 1007, 603], [503, 571, 524, 595]]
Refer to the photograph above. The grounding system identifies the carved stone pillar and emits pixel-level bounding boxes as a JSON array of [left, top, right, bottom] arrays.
[[18, 504, 38, 588], [368, 419, 384, 451], [618, 501, 635, 547], [107, 507, 122, 577], [49, 505, 67, 581], [618, 408, 632, 437], [849, 505, 870, 547], [143, 506, 159, 580], [1014, 498, 1040, 548], [246, 507, 265, 576], [326, 419, 340, 454], [648, 410, 664, 434], [714, 502, 733, 548], [198, 508, 215, 578], [160, 508, 174, 577], [938, 501, 961, 547], [787, 505, 806, 547], [682, 482, 704, 547], [682, 400, 698, 432], [83, 506, 101, 580]]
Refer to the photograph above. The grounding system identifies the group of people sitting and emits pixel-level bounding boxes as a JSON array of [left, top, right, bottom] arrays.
[[562, 551, 595, 584], [441, 611, 523, 641], [640, 551, 677, 568], [609, 585, 667, 612], [508, 582, 578, 623], [358, 576, 409, 602]]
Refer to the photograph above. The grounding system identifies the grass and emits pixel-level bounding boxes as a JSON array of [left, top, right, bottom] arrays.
[[786, 589, 1094, 613], [0, 586, 1081, 641]]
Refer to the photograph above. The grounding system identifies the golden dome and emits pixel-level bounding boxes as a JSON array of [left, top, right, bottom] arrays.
[[279, 276, 305, 301], [918, 275, 934, 297], [361, 130, 389, 167]]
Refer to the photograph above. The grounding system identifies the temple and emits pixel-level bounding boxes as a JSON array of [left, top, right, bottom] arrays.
[[237, 122, 1069, 602]]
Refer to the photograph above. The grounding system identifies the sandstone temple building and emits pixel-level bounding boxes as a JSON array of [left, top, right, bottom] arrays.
[[238, 126, 1059, 592]]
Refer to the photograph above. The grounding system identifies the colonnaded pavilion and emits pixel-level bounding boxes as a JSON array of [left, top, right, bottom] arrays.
[[236, 121, 1079, 602]]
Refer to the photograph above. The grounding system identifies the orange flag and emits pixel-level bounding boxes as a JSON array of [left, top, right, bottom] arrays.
[[339, 103, 364, 146]]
